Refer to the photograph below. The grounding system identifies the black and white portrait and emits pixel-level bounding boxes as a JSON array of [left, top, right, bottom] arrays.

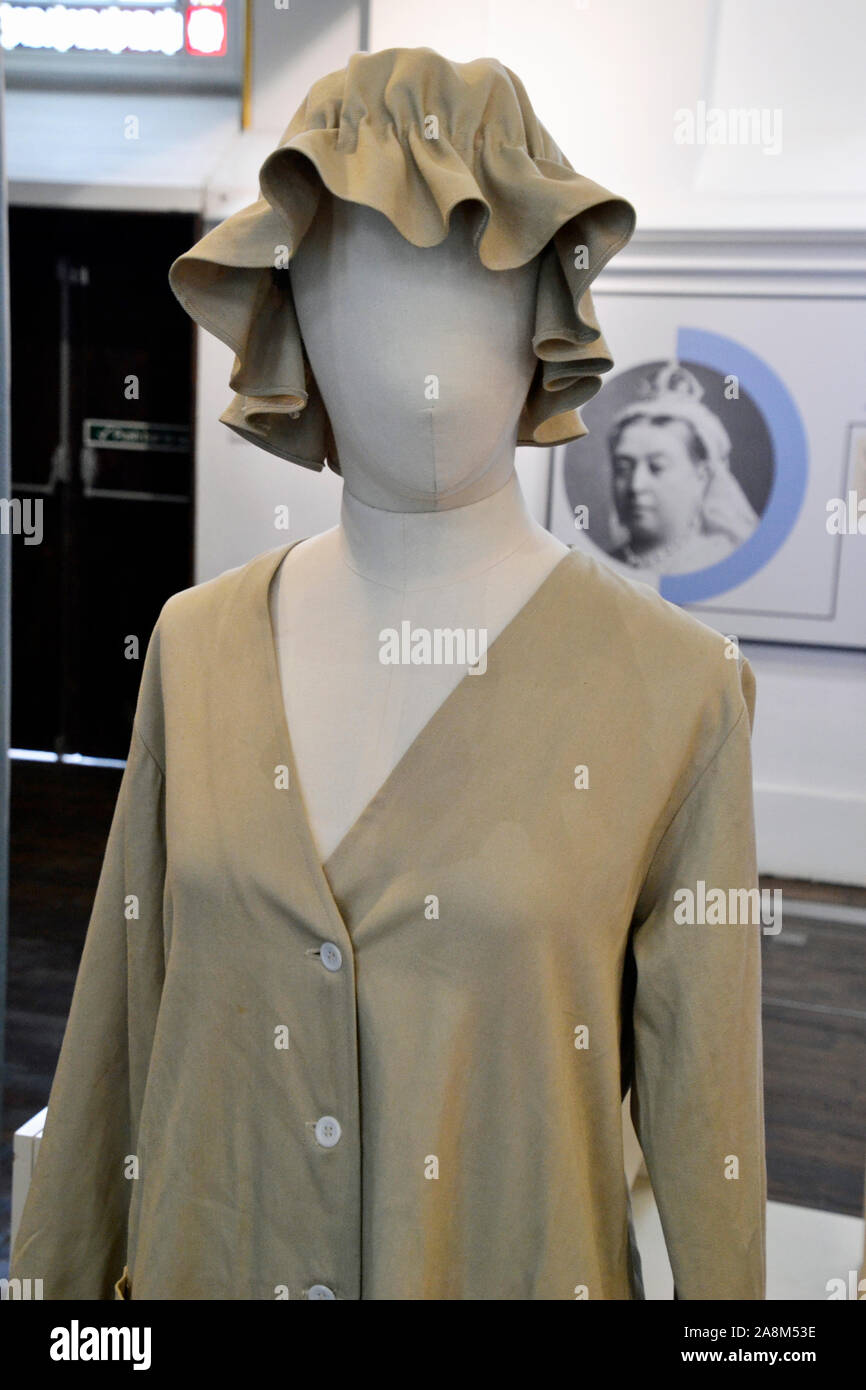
[[560, 360, 773, 575]]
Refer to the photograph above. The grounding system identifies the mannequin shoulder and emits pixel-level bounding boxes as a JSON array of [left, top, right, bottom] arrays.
[[560, 547, 754, 730], [130, 548, 284, 761], [155, 545, 285, 641], [563, 545, 725, 655]]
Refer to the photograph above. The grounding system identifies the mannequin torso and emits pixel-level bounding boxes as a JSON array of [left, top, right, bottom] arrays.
[[270, 483, 566, 865]]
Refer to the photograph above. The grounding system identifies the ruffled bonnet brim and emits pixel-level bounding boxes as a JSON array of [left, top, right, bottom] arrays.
[[169, 47, 636, 473]]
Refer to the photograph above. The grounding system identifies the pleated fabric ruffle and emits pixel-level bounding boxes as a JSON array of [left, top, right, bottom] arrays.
[[169, 46, 637, 474]]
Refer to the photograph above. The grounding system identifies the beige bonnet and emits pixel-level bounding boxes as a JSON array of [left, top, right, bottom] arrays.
[[168, 46, 637, 474]]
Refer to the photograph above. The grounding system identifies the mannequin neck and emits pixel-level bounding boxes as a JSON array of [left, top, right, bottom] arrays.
[[337, 470, 541, 591]]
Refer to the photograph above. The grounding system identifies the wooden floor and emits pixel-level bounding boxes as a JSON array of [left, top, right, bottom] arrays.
[[2, 760, 865, 1268], [761, 906, 866, 1214]]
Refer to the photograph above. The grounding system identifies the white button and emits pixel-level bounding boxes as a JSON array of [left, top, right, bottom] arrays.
[[320, 942, 342, 972], [314, 1115, 341, 1148], [308, 1284, 336, 1299]]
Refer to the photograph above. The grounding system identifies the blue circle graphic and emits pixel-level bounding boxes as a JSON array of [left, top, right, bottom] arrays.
[[658, 328, 808, 604]]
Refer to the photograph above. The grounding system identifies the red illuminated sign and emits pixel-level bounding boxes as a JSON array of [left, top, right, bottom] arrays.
[[185, 4, 227, 57]]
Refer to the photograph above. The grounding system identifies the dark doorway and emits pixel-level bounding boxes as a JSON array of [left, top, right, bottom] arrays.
[[8, 205, 195, 759]]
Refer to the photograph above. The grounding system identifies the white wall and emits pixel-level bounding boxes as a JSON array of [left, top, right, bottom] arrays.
[[249, 0, 361, 134], [192, 0, 866, 886], [746, 643, 866, 888]]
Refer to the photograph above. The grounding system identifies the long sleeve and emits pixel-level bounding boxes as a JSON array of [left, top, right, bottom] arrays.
[[10, 715, 167, 1300], [628, 656, 767, 1300]]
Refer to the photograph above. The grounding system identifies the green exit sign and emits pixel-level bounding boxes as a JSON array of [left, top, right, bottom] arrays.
[[83, 419, 190, 453]]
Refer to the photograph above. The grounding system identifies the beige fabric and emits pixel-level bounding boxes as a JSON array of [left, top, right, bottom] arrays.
[[168, 47, 636, 473], [10, 541, 766, 1300]]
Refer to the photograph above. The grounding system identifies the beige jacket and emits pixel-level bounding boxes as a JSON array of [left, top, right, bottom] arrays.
[[11, 540, 766, 1300]]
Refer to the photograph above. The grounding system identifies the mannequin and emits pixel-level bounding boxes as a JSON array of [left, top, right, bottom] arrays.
[[10, 50, 765, 1303], [270, 197, 568, 865]]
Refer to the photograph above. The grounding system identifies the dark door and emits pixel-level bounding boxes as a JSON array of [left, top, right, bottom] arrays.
[[8, 206, 196, 758]]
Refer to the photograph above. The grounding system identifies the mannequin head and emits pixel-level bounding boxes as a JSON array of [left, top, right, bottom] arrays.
[[289, 196, 540, 511]]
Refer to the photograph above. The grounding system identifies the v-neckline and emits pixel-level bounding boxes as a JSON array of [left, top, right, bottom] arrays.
[[259, 537, 579, 915]]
